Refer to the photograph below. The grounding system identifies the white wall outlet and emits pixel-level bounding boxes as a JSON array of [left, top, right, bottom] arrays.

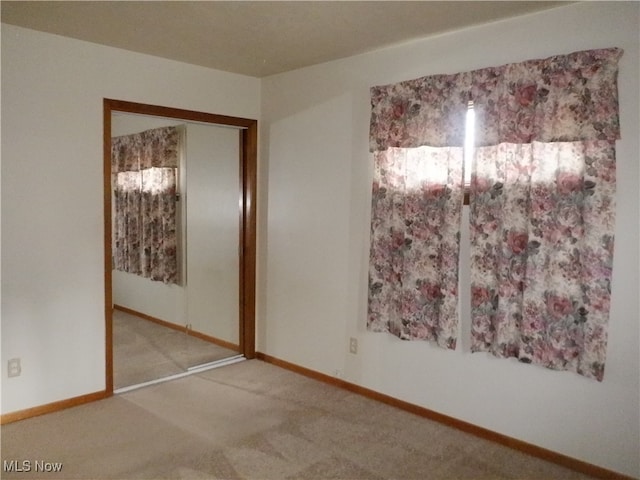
[[8, 358, 21, 377], [349, 337, 358, 354]]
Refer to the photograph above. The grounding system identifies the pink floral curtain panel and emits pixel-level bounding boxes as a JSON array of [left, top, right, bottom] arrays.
[[368, 76, 465, 348], [368, 147, 463, 348], [468, 48, 622, 381], [112, 126, 179, 284], [368, 48, 621, 379]]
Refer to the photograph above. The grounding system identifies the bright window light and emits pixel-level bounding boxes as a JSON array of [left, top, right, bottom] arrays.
[[463, 101, 475, 186]]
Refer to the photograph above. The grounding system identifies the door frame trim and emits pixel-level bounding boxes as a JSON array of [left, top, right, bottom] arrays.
[[103, 98, 257, 395]]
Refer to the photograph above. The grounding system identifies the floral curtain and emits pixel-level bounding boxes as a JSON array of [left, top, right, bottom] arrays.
[[468, 48, 622, 381], [367, 48, 621, 379], [368, 77, 465, 348], [112, 126, 179, 284], [368, 147, 463, 348]]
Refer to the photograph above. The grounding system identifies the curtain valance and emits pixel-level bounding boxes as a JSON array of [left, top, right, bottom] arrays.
[[369, 48, 622, 151], [112, 126, 179, 173]]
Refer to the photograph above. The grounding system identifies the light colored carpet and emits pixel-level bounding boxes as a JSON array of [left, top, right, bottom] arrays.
[[1, 360, 595, 479], [114, 310, 239, 389]]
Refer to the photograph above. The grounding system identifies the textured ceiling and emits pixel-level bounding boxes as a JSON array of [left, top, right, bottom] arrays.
[[1, 1, 569, 77]]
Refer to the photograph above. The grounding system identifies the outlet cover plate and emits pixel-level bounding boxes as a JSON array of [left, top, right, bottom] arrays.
[[8, 358, 21, 377]]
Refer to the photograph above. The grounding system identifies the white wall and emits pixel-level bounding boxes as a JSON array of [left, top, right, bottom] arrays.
[[260, 2, 639, 477], [1, 24, 260, 413]]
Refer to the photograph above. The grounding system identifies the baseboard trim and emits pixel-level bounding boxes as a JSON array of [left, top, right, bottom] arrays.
[[255, 352, 635, 480], [0, 390, 109, 425], [114, 304, 240, 352]]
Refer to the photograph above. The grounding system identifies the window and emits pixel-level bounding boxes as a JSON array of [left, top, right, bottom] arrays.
[[367, 47, 622, 380], [463, 101, 475, 205]]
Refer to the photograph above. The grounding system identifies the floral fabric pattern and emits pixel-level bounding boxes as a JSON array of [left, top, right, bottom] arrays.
[[368, 147, 463, 348], [370, 73, 469, 150], [112, 126, 180, 173], [370, 48, 621, 150], [470, 48, 621, 146], [368, 47, 621, 379], [470, 141, 616, 381], [112, 126, 179, 284]]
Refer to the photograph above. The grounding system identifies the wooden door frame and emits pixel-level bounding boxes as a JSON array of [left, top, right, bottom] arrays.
[[103, 98, 257, 395]]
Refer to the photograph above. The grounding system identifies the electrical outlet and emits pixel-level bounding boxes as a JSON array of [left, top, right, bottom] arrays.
[[349, 337, 358, 354], [8, 358, 21, 377]]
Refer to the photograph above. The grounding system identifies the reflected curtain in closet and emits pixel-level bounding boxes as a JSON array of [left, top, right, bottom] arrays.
[[111, 126, 179, 284]]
